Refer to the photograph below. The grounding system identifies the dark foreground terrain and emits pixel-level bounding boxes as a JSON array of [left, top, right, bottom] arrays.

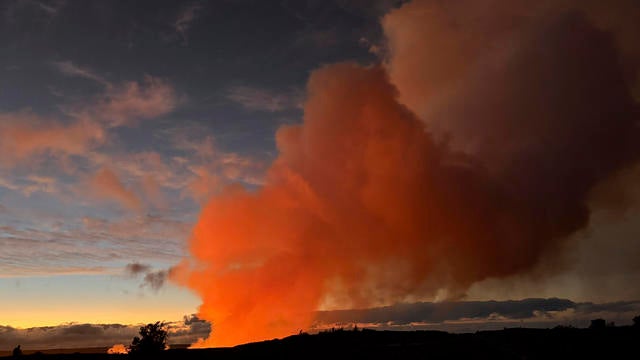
[[3, 326, 639, 359]]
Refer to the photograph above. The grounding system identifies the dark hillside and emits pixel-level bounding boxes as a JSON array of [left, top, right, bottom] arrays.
[[3, 326, 639, 359]]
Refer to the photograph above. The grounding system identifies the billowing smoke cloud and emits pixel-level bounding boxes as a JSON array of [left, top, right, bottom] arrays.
[[174, 0, 640, 347]]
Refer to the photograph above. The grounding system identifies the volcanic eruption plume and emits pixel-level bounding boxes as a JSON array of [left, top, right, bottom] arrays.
[[173, 0, 640, 347]]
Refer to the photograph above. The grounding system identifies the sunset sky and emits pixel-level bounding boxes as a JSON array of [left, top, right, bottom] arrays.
[[1, 0, 640, 350], [1, 0, 384, 331]]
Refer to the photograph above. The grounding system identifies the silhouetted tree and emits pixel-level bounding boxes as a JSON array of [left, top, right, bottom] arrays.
[[589, 319, 606, 330], [633, 315, 640, 327], [12, 345, 22, 357], [128, 321, 168, 355]]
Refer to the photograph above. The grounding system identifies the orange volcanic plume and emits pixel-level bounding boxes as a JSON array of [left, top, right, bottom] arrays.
[[174, 0, 640, 347]]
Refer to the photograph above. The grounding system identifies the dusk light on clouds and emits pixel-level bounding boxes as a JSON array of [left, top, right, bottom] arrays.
[[1, 0, 640, 352]]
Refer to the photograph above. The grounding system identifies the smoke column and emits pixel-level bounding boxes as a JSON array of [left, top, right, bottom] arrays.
[[173, 0, 640, 347]]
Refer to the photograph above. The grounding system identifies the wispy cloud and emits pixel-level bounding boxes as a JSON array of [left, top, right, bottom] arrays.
[[0, 266, 110, 279], [5, 0, 67, 21], [52, 60, 107, 85], [0, 213, 193, 278], [87, 167, 142, 211], [79, 136, 265, 206], [71, 75, 179, 128], [0, 112, 105, 165], [0, 73, 178, 168], [226, 85, 304, 112], [0, 66, 267, 281], [51, 60, 179, 127], [0, 175, 59, 197], [160, 124, 268, 201], [32, 0, 66, 16], [174, 3, 202, 44]]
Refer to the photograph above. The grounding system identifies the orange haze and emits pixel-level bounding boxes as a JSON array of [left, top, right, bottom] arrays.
[[174, 0, 640, 347]]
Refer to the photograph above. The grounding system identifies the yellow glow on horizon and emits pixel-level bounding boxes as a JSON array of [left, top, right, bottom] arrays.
[[1, 307, 193, 328], [0, 284, 201, 329]]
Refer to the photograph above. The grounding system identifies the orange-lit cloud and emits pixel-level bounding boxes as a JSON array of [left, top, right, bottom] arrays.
[[175, 1, 640, 348], [0, 112, 105, 165], [88, 167, 141, 211], [165, 133, 266, 202], [0, 74, 178, 171], [0, 73, 181, 216], [185, 165, 221, 203], [94, 76, 178, 127]]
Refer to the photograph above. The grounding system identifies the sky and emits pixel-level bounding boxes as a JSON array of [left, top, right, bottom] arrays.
[[1, 0, 640, 350]]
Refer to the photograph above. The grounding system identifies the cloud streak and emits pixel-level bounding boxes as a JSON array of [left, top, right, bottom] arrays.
[[226, 85, 303, 112], [0, 214, 192, 278], [52, 60, 107, 85], [0, 112, 105, 165]]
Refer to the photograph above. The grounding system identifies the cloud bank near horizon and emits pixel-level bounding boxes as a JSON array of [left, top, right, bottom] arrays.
[[0, 315, 210, 351], [2, 299, 639, 351]]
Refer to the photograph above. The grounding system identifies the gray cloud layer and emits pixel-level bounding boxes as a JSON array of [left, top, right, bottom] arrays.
[[0, 315, 210, 351], [313, 298, 640, 331]]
